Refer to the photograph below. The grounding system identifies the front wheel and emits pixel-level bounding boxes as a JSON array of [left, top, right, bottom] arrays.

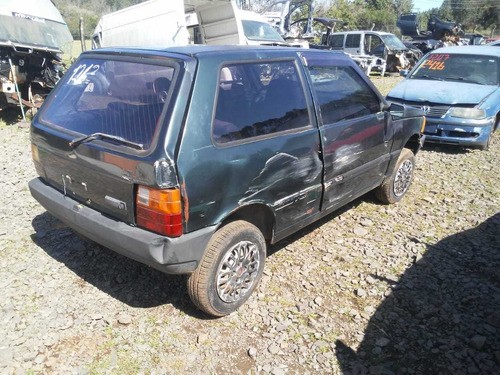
[[375, 148, 415, 204], [187, 221, 266, 317]]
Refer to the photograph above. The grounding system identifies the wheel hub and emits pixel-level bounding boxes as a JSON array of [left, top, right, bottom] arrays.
[[216, 240, 260, 303], [393, 159, 413, 197]]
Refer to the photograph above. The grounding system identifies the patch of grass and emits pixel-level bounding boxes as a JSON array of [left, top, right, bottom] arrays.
[[114, 352, 142, 374]]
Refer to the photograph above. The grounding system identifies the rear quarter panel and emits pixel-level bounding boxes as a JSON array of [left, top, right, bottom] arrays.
[[175, 51, 323, 235]]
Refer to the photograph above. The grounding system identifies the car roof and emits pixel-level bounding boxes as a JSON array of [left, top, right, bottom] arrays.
[[431, 45, 500, 56], [330, 30, 395, 36], [86, 44, 348, 59]]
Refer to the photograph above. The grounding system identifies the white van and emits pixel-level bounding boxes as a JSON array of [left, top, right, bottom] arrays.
[[92, 0, 287, 49], [196, 5, 287, 46]]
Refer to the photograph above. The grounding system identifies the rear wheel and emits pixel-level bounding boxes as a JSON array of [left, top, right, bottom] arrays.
[[375, 148, 415, 204], [187, 221, 266, 317]]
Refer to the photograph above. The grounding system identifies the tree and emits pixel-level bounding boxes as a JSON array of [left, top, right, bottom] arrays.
[[440, 0, 499, 32]]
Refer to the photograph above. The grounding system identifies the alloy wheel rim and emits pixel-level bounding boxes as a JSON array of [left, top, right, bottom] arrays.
[[393, 159, 413, 197], [216, 241, 260, 303]]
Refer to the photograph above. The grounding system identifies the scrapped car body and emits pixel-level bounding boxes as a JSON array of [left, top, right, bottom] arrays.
[[387, 46, 500, 150], [325, 30, 420, 74], [0, 0, 73, 111], [29, 46, 425, 316], [397, 13, 463, 42]]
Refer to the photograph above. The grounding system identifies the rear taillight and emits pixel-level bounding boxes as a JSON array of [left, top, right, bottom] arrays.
[[136, 185, 183, 237]]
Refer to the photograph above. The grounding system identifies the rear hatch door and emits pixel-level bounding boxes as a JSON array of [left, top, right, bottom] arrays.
[[32, 53, 179, 224]]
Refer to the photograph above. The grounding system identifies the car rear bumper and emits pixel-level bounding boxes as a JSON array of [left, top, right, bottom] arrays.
[[29, 178, 215, 274], [423, 117, 494, 148]]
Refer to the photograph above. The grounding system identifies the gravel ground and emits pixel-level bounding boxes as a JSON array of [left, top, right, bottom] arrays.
[[1, 77, 499, 374]]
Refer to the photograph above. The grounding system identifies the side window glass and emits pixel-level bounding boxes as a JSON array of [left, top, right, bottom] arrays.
[[369, 35, 384, 54], [213, 60, 309, 144], [329, 34, 344, 48], [307, 65, 380, 124], [345, 34, 361, 48]]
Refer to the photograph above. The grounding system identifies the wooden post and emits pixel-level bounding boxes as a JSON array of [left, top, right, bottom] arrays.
[[79, 17, 86, 52]]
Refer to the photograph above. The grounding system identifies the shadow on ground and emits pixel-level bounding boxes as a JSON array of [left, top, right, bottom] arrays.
[[31, 212, 209, 318], [31, 195, 366, 318], [0, 107, 27, 125], [335, 213, 500, 374]]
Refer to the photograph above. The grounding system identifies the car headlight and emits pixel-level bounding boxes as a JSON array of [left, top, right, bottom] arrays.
[[449, 107, 486, 120]]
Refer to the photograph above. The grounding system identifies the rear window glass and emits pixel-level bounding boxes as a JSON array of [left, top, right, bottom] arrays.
[[40, 58, 176, 150]]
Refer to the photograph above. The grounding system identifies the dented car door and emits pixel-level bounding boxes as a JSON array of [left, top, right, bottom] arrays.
[[301, 51, 392, 211]]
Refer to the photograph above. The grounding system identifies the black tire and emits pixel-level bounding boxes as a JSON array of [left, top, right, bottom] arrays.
[[187, 220, 266, 317], [375, 148, 415, 204]]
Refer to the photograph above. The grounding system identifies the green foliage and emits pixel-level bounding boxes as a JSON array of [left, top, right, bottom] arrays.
[[421, 0, 498, 35], [51, 0, 498, 39], [314, 0, 497, 37], [444, 0, 499, 31], [52, 0, 147, 38], [316, 0, 409, 33]]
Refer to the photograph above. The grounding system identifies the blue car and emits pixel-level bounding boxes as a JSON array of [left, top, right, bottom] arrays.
[[387, 46, 499, 150]]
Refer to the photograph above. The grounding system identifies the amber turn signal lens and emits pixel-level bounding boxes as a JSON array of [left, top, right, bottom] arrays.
[[136, 185, 182, 237], [420, 116, 427, 133]]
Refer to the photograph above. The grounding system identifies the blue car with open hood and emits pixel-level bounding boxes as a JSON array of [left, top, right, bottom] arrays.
[[387, 46, 499, 150]]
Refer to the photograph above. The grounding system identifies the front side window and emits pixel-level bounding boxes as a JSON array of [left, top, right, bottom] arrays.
[[307, 65, 381, 124], [213, 60, 309, 144], [365, 35, 384, 54], [40, 58, 176, 150]]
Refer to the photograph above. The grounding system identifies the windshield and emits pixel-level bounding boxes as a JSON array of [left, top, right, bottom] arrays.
[[242, 20, 285, 42], [380, 34, 407, 50], [410, 53, 499, 86], [0, 14, 73, 55], [40, 58, 177, 150]]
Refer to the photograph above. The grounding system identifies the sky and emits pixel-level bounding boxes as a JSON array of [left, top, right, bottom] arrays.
[[412, 0, 444, 12]]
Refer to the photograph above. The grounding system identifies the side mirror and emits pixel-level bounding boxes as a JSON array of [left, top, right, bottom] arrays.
[[400, 69, 409, 77], [389, 103, 405, 119]]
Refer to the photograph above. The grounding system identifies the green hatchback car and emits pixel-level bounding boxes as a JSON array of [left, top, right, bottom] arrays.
[[30, 45, 425, 316]]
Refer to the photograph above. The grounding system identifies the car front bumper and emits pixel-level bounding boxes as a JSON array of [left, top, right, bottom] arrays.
[[29, 178, 215, 274], [423, 116, 495, 148]]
